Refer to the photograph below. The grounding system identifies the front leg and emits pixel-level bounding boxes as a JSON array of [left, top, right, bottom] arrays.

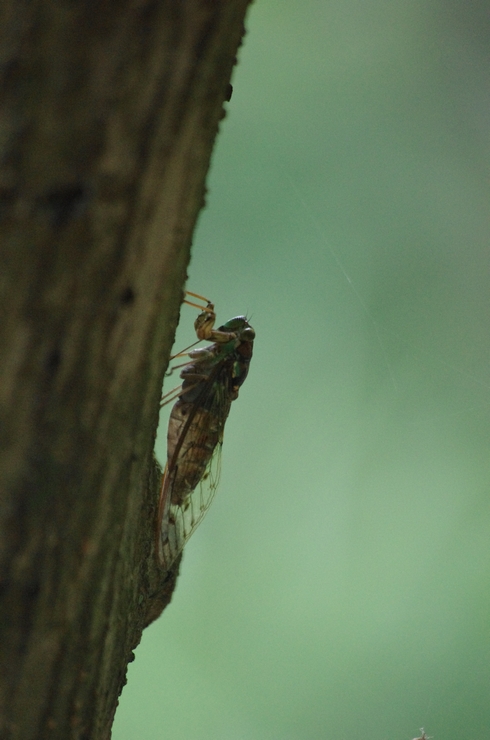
[[194, 306, 237, 344]]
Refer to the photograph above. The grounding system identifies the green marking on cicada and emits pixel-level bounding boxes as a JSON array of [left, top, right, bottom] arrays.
[[157, 291, 255, 569]]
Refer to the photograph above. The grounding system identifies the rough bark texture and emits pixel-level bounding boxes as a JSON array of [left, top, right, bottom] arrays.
[[0, 1, 251, 738]]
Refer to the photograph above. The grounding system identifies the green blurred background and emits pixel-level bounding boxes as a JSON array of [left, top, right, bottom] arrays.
[[113, 2, 490, 738]]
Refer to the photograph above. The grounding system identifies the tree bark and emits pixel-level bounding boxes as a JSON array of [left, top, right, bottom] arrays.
[[0, 1, 251, 738]]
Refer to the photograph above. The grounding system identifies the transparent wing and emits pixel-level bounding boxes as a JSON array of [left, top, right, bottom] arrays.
[[158, 443, 223, 569], [157, 366, 231, 570]]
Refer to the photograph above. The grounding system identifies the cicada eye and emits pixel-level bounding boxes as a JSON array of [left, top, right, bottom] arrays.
[[241, 327, 255, 341]]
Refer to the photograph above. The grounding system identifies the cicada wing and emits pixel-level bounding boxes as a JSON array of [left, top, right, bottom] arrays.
[[157, 463, 179, 567], [157, 366, 231, 570], [160, 444, 223, 570]]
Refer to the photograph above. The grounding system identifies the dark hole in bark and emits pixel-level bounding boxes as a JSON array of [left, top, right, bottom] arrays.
[[120, 286, 135, 306], [45, 348, 62, 376], [41, 184, 87, 227]]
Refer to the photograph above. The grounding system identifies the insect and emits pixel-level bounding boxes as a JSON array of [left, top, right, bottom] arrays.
[[156, 291, 255, 569]]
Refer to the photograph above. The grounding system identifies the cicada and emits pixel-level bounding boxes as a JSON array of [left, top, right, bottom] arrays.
[[156, 291, 255, 569]]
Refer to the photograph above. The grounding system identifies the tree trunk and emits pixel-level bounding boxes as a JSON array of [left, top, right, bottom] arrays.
[[0, 1, 251, 737]]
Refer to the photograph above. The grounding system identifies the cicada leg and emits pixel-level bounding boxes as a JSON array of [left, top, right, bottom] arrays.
[[167, 294, 214, 364], [185, 291, 241, 345], [160, 376, 208, 408], [160, 383, 183, 407], [179, 290, 221, 343], [184, 291, 215, 314]]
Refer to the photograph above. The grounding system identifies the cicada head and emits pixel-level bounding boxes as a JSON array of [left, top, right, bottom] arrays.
[[219, 316, 255, 342]]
